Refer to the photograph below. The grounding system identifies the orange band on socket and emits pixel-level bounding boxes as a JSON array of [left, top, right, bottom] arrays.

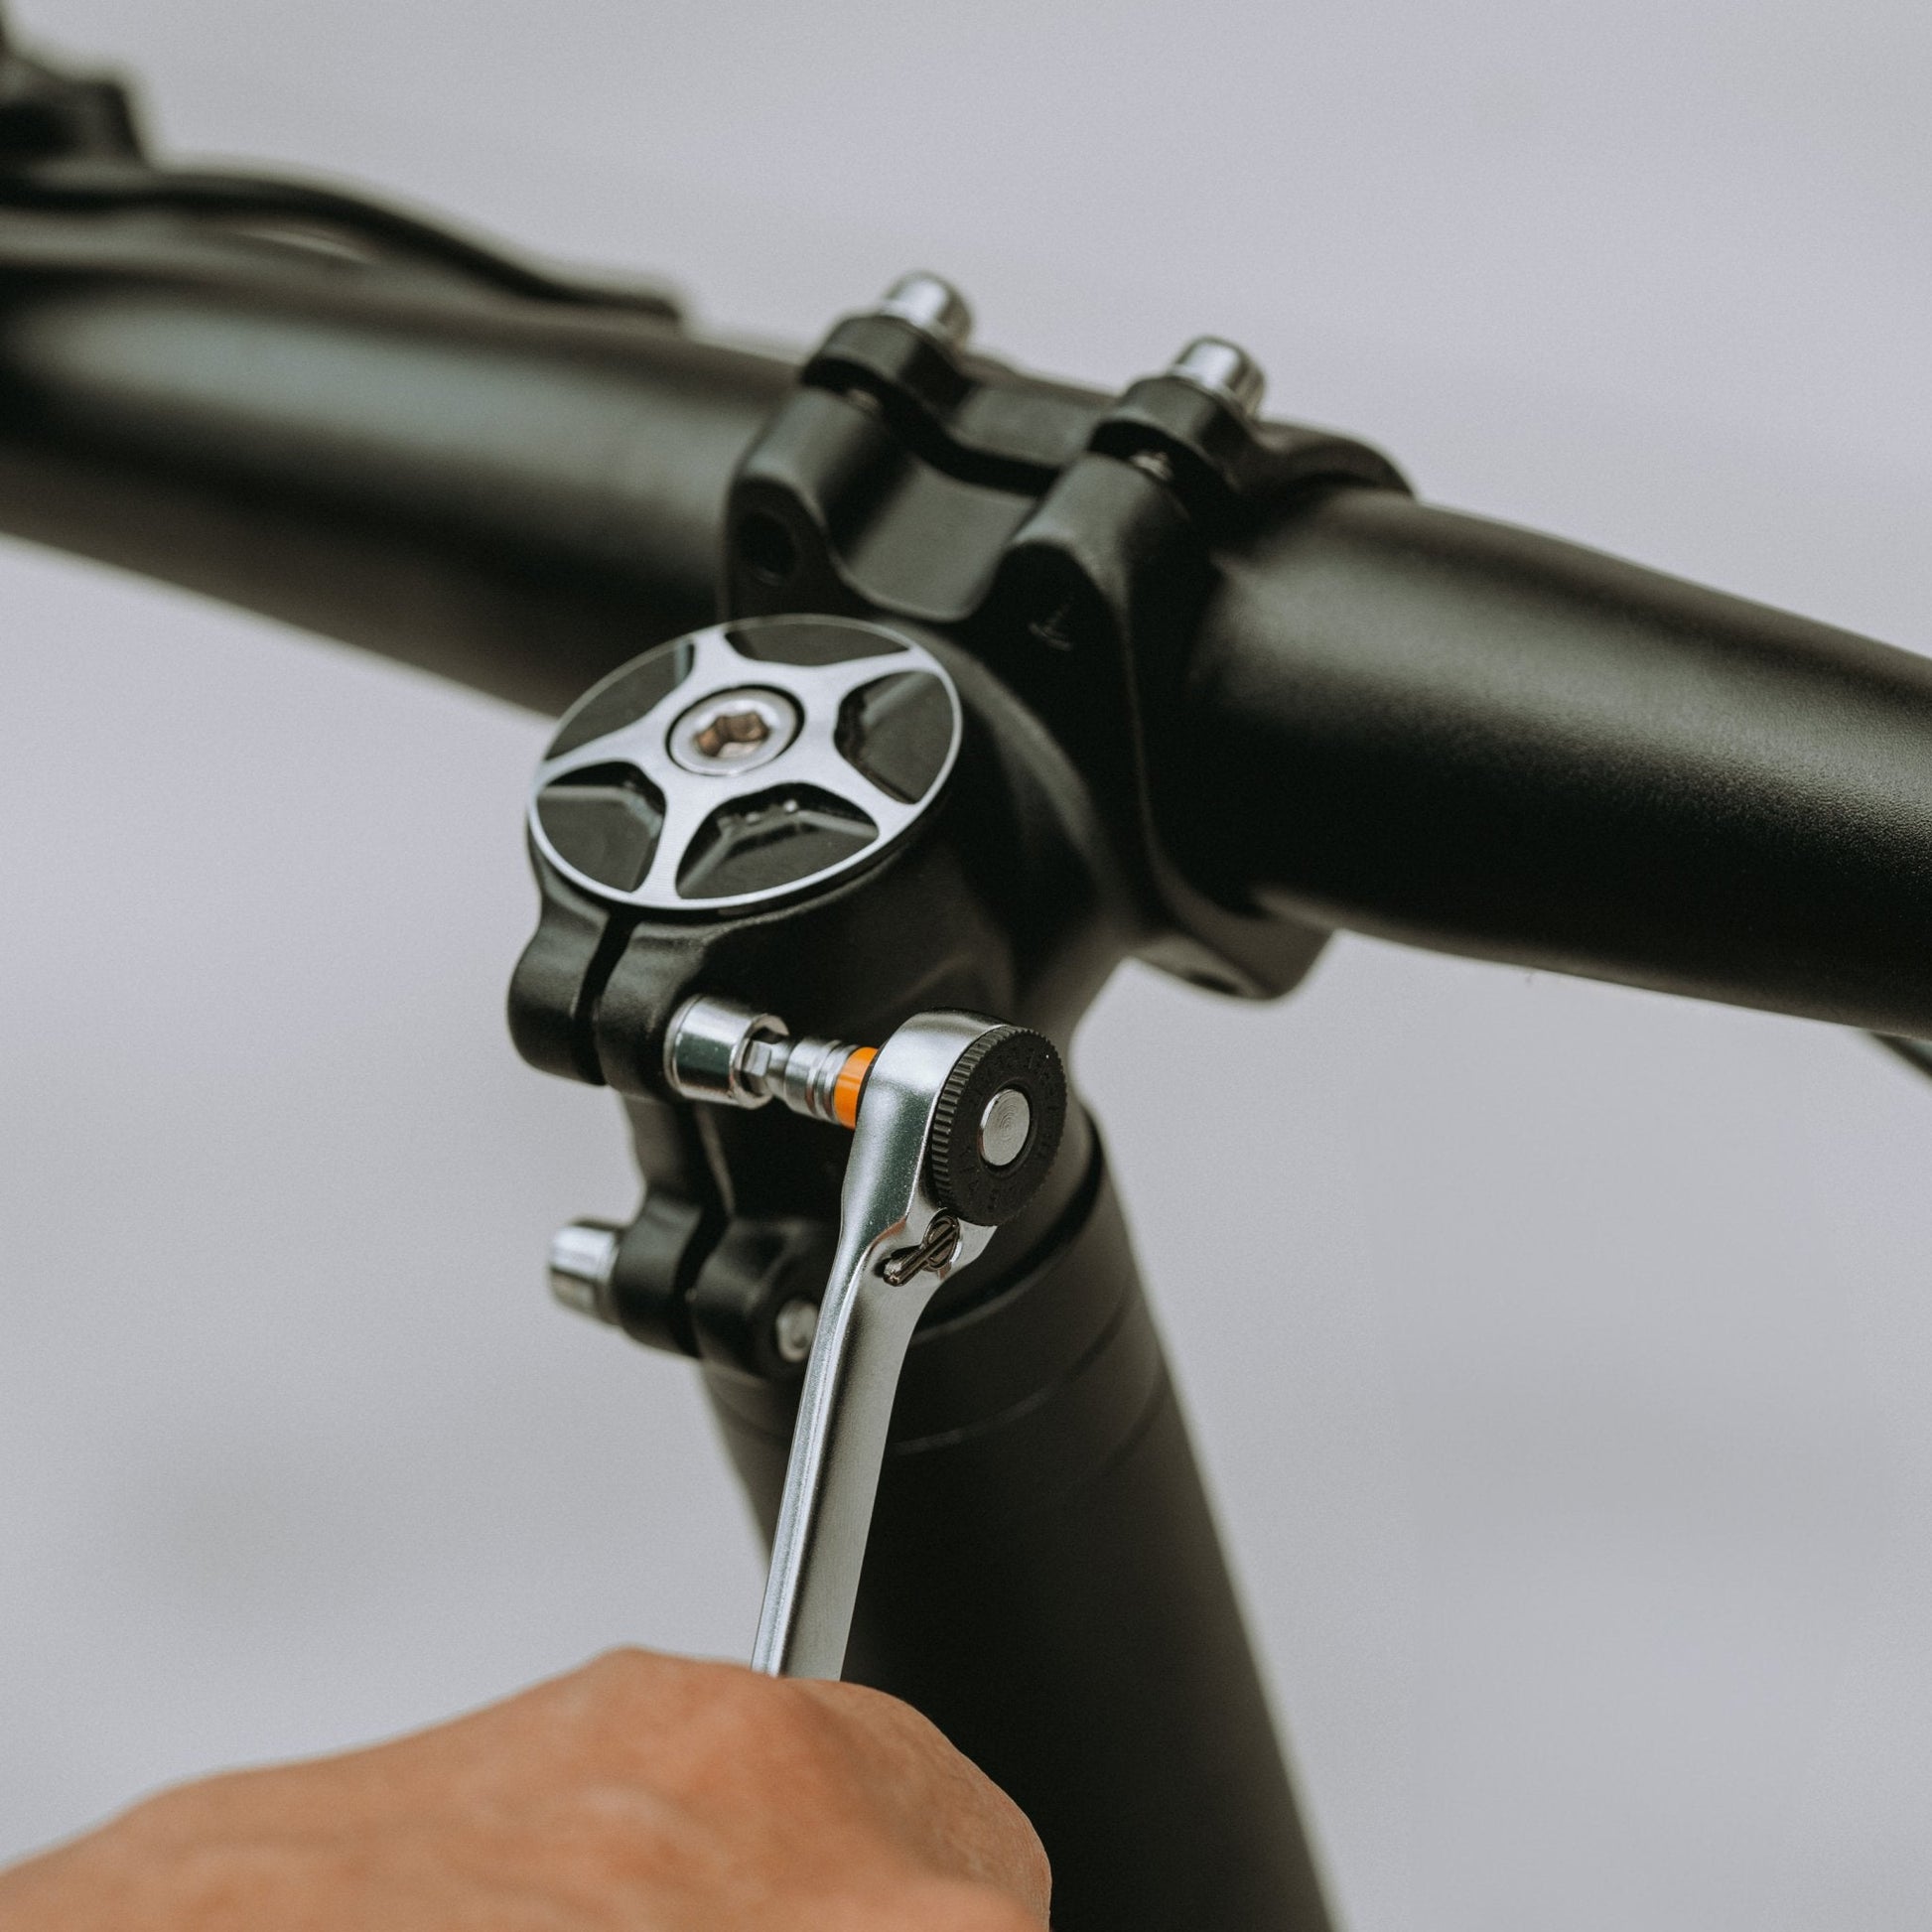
[[832, 1046, 879, 1129]]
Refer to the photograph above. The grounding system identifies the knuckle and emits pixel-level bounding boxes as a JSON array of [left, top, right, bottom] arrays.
[[1000, 1821, 1052, 1908], [889, 1878, 1049, 1932], [983, 1785, 1051, 1889], [562, 1645, 685, 1735], [789, 1676, 925, 1760], [122, 1765, 247, 1837], [561, 1648, 851, 1788], [725, 1672, 844, 1762], [580, 1644, 664, 1698]]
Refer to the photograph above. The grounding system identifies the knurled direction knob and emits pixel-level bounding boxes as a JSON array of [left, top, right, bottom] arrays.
[[925, 1027, 1066, 1226]]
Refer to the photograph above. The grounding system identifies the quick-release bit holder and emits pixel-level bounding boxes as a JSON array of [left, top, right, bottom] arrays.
[[667, 997, 1067, 1678]]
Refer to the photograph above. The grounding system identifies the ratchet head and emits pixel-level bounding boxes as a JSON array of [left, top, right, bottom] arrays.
[[665, 996, 1067, 1208]]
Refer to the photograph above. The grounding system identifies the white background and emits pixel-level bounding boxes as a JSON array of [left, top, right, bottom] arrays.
[[4, 3, 1932, 1927]]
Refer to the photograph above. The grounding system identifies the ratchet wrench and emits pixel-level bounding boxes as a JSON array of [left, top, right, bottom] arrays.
[[664, 998, 1067, 1679]]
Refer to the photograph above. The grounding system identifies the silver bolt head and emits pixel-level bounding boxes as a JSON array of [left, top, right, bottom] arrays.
[[665, 994, 790, 1107], [1168, 337, 1266, 418], [774, 1297, 820, 1364], [668, 687, 801, 775], [549, 1220, 622, 1322], [978, 1086, 1034, 1169], [876, 272, 973, 348]]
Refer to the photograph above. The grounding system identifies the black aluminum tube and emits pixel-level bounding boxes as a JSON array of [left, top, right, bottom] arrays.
[[0, 242, 789, 712], [704, 1138, 1333, 1932], [1178, 484, 1932, 1038]]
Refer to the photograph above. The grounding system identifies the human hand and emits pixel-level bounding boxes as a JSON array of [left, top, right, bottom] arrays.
[[0, 1648, 1050, 1930]]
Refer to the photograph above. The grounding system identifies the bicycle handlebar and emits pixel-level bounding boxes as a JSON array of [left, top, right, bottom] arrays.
[[1181, 486, 1932, 1035], [0, 241, 787, 710], [6, 218, 1931, 1035]]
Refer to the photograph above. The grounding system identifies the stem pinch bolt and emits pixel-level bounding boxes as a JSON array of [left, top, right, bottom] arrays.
[[551, 1000, 1067, 1361], [772, 1298, 821, 1363], [548, 1219, 621, 1323]]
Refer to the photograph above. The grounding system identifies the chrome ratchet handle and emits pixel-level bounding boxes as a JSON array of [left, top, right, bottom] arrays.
[[746, 1010, 1068, 1680]]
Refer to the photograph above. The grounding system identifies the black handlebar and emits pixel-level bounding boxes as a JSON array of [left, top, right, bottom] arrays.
[[6, 210, 1932, 1035], [0, 240, 786, 710], [1182, 484, 1932, 1035]]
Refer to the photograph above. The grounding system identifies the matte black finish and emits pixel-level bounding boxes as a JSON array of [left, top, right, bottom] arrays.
[[2, 161, 683, 315], [0, 175, 1329, 1921], [707, 1138, 1334, 1932], [0, 218, 787, 712], [1177, 486, 1932, 1035], [0, 22, 141, 165], [723, 302, 1396, 1001]]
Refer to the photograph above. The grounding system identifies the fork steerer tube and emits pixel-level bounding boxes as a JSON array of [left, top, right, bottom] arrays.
[[704, 1140, 1334, 1932]]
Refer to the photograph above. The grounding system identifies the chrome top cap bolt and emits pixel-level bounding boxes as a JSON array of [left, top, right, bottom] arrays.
[[1169, 337, 1266, 419], [876, 272, 973, 349], [668, 687, 800, 775]]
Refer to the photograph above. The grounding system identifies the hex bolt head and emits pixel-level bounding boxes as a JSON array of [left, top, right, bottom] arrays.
[[549, 1220, 622, 1322], [876, 271, 973, 348], [773, 1297, 821, 1364], [667, 687, 800, 776], [1168, 337, 1267, 418]]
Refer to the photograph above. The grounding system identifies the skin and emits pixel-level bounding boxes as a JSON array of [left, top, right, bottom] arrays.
[[0, 1648, 1051, 1931]]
